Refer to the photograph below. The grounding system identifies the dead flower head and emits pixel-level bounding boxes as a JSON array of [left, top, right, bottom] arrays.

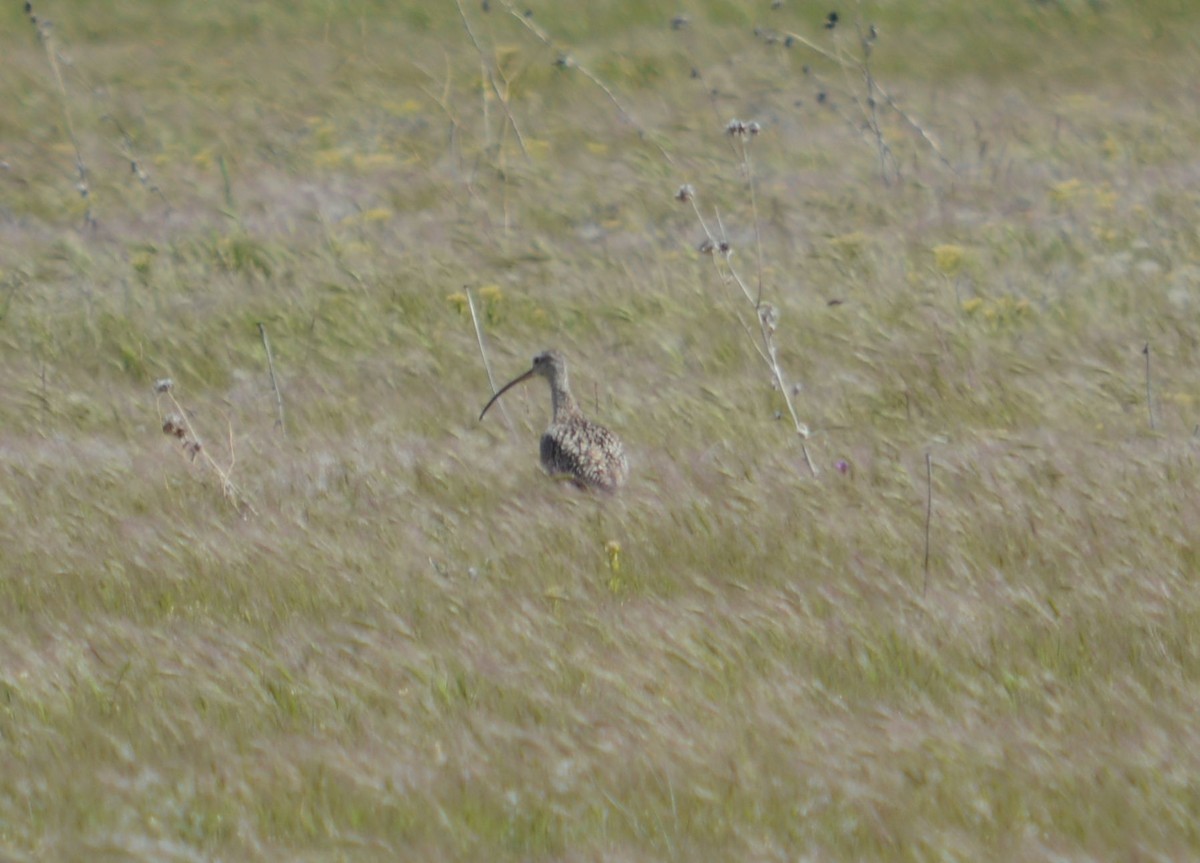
[[162, 413, 187, 439], [726, 119, 762, 138], [759, 303, 779, 334]]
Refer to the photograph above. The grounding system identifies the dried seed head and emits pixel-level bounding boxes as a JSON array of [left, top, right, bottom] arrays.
[[670, 14, 689, 30], [726, 118, 747, 137], [675, 184, 695, 203], [747, 121, 761, 136], [717, 240, 732, 256], [162, 413, 187, 438], [554, 53, 574, 69], [824, 11, 839, 30], [698, 238, 716, 255], [759, 303, 779, 334], [154, 377, 174, 394], [185, 441, 202, 460]]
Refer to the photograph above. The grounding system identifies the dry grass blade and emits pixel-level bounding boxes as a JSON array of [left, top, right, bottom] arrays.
[[5, 2, 1200, 860]]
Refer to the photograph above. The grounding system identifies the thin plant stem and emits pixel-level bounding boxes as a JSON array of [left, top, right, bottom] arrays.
[[783, 26, 953, 173], [1143, 342, 1155, 431], [453, 0, 531, 161], [26, 3, 94, 229], [684, 174, 818, 477], [496, 0, 675, 167], [923, 451, 933, 595], [467, 287, 513, 429], [155, 384, 257, 516], [257, 322, 287, 437]]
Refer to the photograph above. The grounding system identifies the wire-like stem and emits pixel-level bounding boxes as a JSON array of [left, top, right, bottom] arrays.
[[257, 322, 287, 437], [682, 145, 819, 478], [496, 0, 676, 167], [467, 287, 512, 428], [1143, 342, 1155, 431], [737, 137, 767, 307], [453, 0, 531, 161], [26, 2, 94, 229], [782, 21, 953, 175], [103, 114, 171, 211], [155, 382, 257, 516], [923, 452, 933, 595], [852, 8, 895, 185]]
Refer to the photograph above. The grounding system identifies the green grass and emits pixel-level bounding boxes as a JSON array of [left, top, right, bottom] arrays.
[[3, 0, 1200, 860]]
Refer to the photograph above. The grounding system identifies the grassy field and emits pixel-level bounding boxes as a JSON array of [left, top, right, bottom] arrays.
[[2, 0, 1200, 859]]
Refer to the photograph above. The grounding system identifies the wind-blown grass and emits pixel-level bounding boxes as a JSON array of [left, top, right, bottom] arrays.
[[2, 1, 1200, 860]]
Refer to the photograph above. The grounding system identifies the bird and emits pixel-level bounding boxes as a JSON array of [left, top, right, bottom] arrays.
[[479, 349, 629, 491]]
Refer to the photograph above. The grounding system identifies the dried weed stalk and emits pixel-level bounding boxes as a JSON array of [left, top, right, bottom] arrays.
[[24, 0, 95, 228], [677, 120, 818, 477], [496, 0, 676, 168], [768, 3, 952, 183], [257, 323, 287, 437], [452, 0, 531, 161], [103, 114, 171, 212], [465, 286, 513, 429], [154, 378, 256, 516]]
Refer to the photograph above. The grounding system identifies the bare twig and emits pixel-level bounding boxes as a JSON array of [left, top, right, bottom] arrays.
[[257, 322, 287, 437]]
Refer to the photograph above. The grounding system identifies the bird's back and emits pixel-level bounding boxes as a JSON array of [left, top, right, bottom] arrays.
[[541, 416, 629, 491]]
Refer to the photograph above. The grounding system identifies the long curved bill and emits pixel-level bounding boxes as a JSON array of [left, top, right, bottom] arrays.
[[479, 366, 536, 421]]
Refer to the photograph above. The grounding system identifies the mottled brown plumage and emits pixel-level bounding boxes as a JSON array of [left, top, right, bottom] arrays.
[[479, 350, 629, 491]]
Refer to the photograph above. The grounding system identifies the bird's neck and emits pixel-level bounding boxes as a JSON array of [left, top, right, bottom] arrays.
[[550, 377, 583, 424]]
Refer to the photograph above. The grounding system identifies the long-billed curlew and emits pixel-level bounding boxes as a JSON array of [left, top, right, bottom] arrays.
[[479, 349, 629, 491]]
